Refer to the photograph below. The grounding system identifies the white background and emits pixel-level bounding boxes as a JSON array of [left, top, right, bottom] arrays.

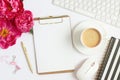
[[0, 0, 120, 80]]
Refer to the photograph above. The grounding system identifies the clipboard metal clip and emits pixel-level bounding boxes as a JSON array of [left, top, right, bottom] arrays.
[[34, 15, 69, 25]]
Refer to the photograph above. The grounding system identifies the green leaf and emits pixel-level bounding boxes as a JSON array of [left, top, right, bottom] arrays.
[[30, 29, 33, 34]]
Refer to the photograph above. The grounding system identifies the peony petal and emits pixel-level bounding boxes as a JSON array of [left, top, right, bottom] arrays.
[[0, 17, 20, 49], [15, 10, 34, 33], [0, 0, 24, 19]]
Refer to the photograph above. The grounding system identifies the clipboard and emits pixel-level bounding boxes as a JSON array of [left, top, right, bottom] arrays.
[[33, 15, 83, 74]]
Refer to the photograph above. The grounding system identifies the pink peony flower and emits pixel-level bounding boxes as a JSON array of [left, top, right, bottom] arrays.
[[15, 10, 34, 33], [0, 0, 24, 19], [0, 0, 34, 49], [0, 18, 21, 49]]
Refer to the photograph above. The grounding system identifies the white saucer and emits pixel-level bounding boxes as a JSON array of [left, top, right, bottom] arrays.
[[72, 21, 107, 55]]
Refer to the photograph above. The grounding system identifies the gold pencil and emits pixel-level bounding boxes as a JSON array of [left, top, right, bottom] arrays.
[[21, 41, 33, 73]]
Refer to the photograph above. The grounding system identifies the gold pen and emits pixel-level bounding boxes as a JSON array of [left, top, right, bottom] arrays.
[[21, 41, 33, 73]]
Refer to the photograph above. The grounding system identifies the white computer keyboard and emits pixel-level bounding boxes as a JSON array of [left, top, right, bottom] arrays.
[[53, 0, 120, 28]]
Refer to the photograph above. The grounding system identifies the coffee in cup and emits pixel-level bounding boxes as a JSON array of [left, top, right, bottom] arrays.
[[80, 28, 101, 48]]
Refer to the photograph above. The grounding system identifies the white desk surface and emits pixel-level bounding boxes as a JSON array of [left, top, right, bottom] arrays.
[[0, 0, 120, 80]]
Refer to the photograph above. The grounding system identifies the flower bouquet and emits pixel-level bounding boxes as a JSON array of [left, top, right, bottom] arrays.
[[0, 0, 34, 49]]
